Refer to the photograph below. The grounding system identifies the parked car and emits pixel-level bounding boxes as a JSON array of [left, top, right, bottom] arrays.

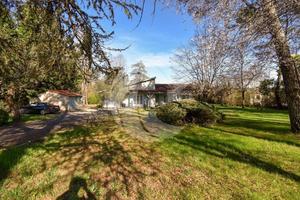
[[20, 102, 60, 115]]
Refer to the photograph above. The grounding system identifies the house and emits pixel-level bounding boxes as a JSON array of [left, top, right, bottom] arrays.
[[122, 77, 193, 108], [39, 90, 82, 111]]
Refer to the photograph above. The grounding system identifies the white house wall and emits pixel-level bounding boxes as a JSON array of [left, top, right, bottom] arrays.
[[39, 92, 82, 111], [167, 92, 178, 102]]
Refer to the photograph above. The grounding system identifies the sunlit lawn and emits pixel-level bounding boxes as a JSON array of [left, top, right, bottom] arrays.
[[0, 106, 300, 199]]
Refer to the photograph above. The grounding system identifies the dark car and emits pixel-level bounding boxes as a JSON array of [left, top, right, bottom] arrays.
[[20, 102, 60, 115]]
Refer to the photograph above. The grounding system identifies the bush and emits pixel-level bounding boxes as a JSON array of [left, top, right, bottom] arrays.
[[0, 109, 9, 126], [156, 100, 224, 126], [156, 103, 186, 125], [184, 107, 218, 126], [88, 93, 103, 105]]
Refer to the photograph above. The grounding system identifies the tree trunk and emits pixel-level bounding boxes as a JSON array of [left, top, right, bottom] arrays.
[[81, 80, 88, 105], [11, 104, 21, 121], [274, 69, 283, 109], [241, 89, 245, 108], [262, 0, 300, 133], [5, 95, 21, 121], [5, 85, 21, 121]]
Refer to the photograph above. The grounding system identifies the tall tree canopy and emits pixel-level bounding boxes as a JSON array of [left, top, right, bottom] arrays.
[[0, 0, 142, 120], [175, 0, 300, 133]]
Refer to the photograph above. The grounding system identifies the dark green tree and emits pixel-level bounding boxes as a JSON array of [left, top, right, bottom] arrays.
[[0, 0, 142, 120]]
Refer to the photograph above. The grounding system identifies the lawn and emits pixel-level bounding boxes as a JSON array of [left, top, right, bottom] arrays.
[[6, 114, 59, 125], [0, 106, 300, 199]]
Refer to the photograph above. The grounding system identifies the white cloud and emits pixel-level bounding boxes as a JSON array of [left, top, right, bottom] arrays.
[[109, 37, 179, 83], [129, 52, 173, 68]]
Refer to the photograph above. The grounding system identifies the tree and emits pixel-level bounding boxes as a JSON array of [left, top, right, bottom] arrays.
[[173, 26, 231, 102], [0, 0, 142, 120], [0, 2, 81, 119], [130, 61, 149, 87], [274, 69, 283, 109], [259, 77, 286, 108], [2, 0, 142, 73], [104, 55, 129, 105], [175, 0, 300, 133], [87, 55, 129, 106], [231, 38, 266, 108]]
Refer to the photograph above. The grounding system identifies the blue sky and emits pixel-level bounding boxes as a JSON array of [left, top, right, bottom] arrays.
[[103, 1, 195, 83]]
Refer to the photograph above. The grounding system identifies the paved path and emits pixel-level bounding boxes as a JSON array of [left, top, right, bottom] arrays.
[[117, 108, 181, 141], [0, 111, 93, 148]]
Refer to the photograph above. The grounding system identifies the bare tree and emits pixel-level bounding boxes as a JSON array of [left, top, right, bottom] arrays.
[[175, 0, 300, 133], [173, 25, 231, 102], [231, 38, 266, 108]]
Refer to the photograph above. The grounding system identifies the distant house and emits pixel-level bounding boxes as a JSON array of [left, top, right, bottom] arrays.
[[123, 77, 193, 108], [39, 90, 82, 111]]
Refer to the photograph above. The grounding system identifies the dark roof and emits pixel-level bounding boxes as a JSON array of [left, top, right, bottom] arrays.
[[128, 82, 194, 93], [155, 84, 193, 92], [128, 77, 156, 86], [48, 90, 82, 97], [155, 84, 178, 92]]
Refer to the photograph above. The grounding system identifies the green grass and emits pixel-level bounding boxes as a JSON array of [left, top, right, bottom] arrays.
[[6, 114, 58, 124], [20, 114, 58, 123], [0, 106, 300, 199]]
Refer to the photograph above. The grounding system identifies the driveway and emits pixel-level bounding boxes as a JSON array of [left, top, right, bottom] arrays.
[[0, 111, 94, 148]]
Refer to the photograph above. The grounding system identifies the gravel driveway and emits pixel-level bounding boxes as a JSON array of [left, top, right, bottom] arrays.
[[0, 111, 93, 148]]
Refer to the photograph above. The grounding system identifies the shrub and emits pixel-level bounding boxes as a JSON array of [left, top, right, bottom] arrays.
[[156, 100, 224, 126], [156, 103, 186, 125], [177, 99, 206, 110], [0, 109, 9, 126], [88, 93, 103, 105], [184, 107, 218, 126]]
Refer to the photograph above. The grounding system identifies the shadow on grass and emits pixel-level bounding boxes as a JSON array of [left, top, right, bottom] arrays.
[[46, 120, 160, 199], [0, 115, 160, 199], [210, 108, 300, 147], [0, 113, 67, 184], [171, 129, 300, 183], [222, 118, 290, 134], [56, 176, 96, 200], [210, 126, 300, 148], [218, 106, 288, 114], [0, 115, 159, 199], [0, 146, 27, 183]]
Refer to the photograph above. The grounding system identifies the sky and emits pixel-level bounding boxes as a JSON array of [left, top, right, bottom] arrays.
[[103, 1, 195, 83]]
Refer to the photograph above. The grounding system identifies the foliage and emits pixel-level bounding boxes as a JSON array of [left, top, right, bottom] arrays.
[[178, 99, 223, 126], [0, 2, 81, 119], [0, 109, 9, 126], [1, 0, 142, 74], [259, 78, 286, 107], [259, 79, 275, 96], [108, 68, 129, 104], [0, 1, 142, 120], [185, 107, 218, 126], [156, 100, 222, 126], [97, 55, 130, 105], [156, 103, 187, 125], [87, 56, 128, 106], [87, 93, 103, 105]]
